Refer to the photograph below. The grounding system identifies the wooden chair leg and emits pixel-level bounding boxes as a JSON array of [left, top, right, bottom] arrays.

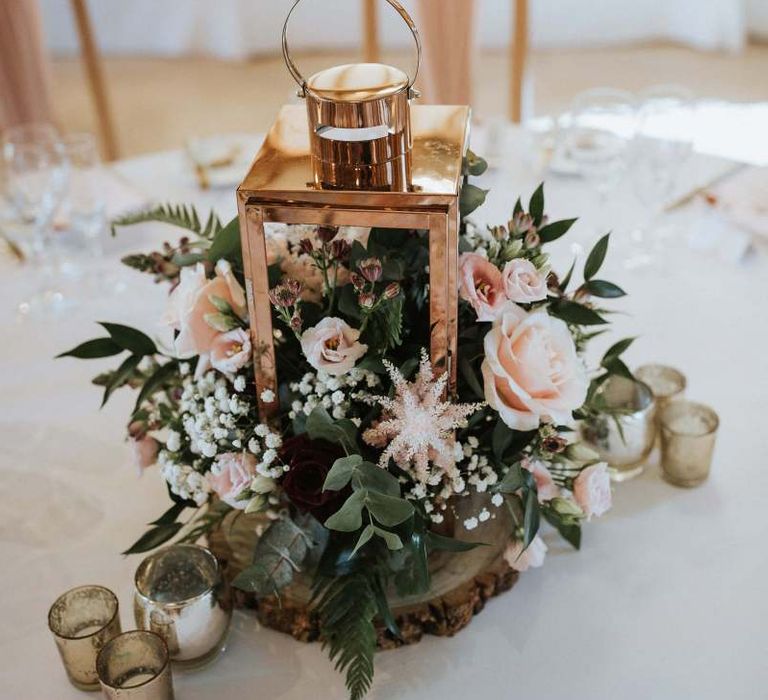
[[363, 0, 380, 63], [70, 0, 118, 160], [509, 0, 528, 123]]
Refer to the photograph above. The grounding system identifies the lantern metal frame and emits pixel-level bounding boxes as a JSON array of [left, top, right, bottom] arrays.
[[237, 105, 470, 420]]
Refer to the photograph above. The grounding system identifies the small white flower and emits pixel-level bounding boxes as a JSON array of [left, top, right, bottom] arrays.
[[478, 508, 491, 522], [166, 431, 181, 453], [260, 389, 276, 403], [179, 362, 190, 375], [331, 390, 345, 405], [332, 406, 345, 419], [491, 493, 504, 507], [431, 513, 444, 524], [255, 424, 269, 438], [265, 433, 281, 449], [262, 448, 277, 465], [248, 438, 261, 455], [233, 375, 246, 392], [463, 517, 479, 531]]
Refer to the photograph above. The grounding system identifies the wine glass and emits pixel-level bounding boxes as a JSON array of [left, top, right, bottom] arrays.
[[2, 123, 70, 312], [626, 85, 695, 268]]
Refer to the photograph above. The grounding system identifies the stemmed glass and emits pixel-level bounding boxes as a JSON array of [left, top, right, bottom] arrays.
[[625, 85, 695, 268], [560, 89, 637, 253], [2, 123, 70, 312]]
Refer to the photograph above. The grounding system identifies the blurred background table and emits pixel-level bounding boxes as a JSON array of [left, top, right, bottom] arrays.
[[1, 112, 767, 698]]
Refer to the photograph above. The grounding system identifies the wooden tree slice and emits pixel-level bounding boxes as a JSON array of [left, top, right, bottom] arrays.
[[209, 507, 517, 649]]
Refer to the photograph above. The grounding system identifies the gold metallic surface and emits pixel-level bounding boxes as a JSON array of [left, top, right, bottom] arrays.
[[238, 104, 470, 421]]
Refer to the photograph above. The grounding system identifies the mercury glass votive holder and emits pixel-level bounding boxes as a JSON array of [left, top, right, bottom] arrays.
[[579, 375, 657, 482], [47, 585, 122, 691], [96, 630, 174, 699], [133, 544, 232, 669], [635, 364, 686, 411], [659, 400, 719, 487]]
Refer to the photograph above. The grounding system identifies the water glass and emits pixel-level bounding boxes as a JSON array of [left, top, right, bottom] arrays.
[[659, 400, 719, 487], [134, 544, 232, 668], [97, 631, 175, 699], [47, 585, 122, 691]]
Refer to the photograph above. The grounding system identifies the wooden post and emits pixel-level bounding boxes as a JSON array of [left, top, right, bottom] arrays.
[[70, 0, 119, 160], [509, 0, 528, 123], [362, 0, 380, 63]]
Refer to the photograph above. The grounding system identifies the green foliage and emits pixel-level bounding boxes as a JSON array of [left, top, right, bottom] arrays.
[[529, 183, 545, 225], [312, 571, 378, 700], [56, 337, 123, 359], [123, 522, 184, 555], [101, 355, 142, 407], [232, 514, 328, 597], [306, 405, 359, 455], [584, 279, 626, 298], [460, 183, 489, 219], [538, 217, 577, 243], [99, 322, 158, 355], [463, 149, 488, 177], [584, 233, 610, 280], [549, 299, 608, 326], [133, 361, 178, 414], [111, 203, 222, 238], [206, 216, 241, 267]]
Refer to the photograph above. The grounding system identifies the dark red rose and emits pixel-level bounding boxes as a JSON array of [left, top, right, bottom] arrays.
[[279, 435, 348, 521]]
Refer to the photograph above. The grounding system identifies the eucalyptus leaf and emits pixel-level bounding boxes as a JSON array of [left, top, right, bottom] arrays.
[[323, 455, 363, 492], [373, 526, 403, 551], [493, 462, 525, 493], [353, 461, 401, 497], [325, 490, 367, 532], [460, 183, 488, 219], [348, 524, 375, 558], [306, 405, 359, 454], [365, 491, 414, 527], [56, 337, 124, 360]]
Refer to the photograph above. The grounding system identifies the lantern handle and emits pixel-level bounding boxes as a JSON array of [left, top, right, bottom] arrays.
[[282, 0, 422, 97]]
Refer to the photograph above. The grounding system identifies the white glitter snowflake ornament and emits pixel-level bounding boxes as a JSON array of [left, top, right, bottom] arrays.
[[363, 349, 483, 481]]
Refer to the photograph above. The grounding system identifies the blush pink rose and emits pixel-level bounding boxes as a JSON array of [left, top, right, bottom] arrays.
[[573, 462, 612, 519], [130, 436, 158, 474], [166, 260, 247, 360], [502, 259, 548, 304], [523, 458, 560, 502], [459, 253, 507, 321], [208, 452, 257, 510], [504, 535, 547, 572], [482, 305, 588, 431], [300, 317, 367, 376], [210, 328, 252, 376]]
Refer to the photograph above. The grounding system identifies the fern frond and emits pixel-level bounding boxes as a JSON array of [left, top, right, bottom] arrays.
[[111, 203, 222, 239], [313, 572, 378, 700]]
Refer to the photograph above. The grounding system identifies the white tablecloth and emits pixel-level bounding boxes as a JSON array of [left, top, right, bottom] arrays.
[[1, 121, 767, 699]]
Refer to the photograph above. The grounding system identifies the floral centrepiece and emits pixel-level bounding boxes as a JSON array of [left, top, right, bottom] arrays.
[[61, 168, 637, 700]]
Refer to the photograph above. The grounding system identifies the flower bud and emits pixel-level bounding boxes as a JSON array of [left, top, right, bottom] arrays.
[[268, 279, 302, 307], [358, 257, 383, 283], [541, 434, 568, 455], [350, 272, 366, 291], [524, 229, 541, 249], [513, 211, 534, 234], [290, 311, 303, 333], [550, 497, 584, 520], [565, 442, 601, 463], [359, 291, 376, 309], [383, 282, 400, 300], [250, 475, 277, 494], [330, 239, 351, 262], [298, 238, 314, 255], [317, 226, 338, 243]]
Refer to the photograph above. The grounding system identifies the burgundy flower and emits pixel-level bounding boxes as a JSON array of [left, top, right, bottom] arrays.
[[279, 435, 349, 521]]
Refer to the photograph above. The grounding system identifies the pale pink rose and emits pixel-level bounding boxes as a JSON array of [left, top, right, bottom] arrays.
[[459, 253, 507, 321], [504, 535, 548, 572], [502, 259, 548, 304], [130, 436, 158, 473], [573, 462, 612, 519], [207, 452, 257, 510], [482, 305, 588, 431], [523, 458, 560, 502], [210, 328, 251, 376], [300, 317, 367, 376], [168, 260, 247, 360]]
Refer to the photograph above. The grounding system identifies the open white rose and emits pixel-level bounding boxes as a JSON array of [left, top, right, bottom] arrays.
[[300, 317, 367, 376], [502, 258, 548, 303], [481, 304, 588, 430]]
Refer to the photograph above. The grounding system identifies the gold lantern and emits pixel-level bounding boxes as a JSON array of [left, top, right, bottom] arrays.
[[237, 0, 471, 419]]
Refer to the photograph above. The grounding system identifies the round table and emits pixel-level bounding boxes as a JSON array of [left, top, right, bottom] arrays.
[[1, 121, 766, 700]]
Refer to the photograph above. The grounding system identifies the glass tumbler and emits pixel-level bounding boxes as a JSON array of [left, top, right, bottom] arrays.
[[659, 400, 719, 487], [97, 630, 174, 699], [47, 585, 122, 691]]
